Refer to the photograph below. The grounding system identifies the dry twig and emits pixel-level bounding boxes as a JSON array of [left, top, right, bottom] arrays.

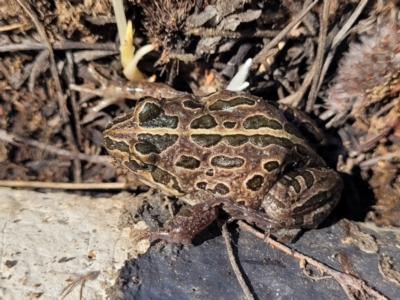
[[317, 0, 369, 92], [0, 23, 23, 31], [306, 0, 330, 112], [0, 42, 47, 52], [0, 180, 132, 190], [186, 28, 281, 38], [0, 129, 108, 165], [278, 61, 317, 107], [60, 271, 100, 300], [52, 41, 117, 51], [65, 51, 84, 183], [253, 0, 318, 64], [359, 150, 400, 169], [16, 0, 67, 121], [221, 223, 254, 300], [66, 51, 83, 148]]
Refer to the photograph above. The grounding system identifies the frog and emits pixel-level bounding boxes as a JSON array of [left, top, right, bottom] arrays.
[[103, 89, 343, 244]]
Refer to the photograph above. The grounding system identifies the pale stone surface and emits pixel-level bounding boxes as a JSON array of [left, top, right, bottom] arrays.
[[0, 187, 145, 300]]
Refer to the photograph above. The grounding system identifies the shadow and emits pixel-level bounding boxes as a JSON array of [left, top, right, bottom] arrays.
[[287, 229, 306, 244], [4, 260, 18, 268], [57, 257, 75, 263], [192, 219, 222, 247], [334, 168, 375, 222], [318, 128, 376, 224]]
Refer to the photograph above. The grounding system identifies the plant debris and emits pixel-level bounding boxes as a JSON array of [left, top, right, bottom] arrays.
[[2, 0, 400, 299], [322, 4, 400, 226], [1, 0, 400, 278]]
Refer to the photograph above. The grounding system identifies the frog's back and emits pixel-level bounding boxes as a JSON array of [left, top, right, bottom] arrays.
[[104, 90, 324, 208]]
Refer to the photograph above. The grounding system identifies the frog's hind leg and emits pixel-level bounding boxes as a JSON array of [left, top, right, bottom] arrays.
[[262, 167, 343, 229], [200, 168, 342, 232], [150, 203, 219, 245]]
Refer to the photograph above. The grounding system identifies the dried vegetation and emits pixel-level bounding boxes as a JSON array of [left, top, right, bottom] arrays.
[[0, 0, 400, 228]]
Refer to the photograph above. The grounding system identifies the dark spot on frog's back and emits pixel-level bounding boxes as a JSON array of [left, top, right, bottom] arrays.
[[209, 183, 230, 195], [299, 122, 324, 144], [243, 115, 283, 130], [103, 137, 130, 152], [191, 134, 222, 147], [209, 97, 255, 111], [211, 155, 245, 168], [279, 176, 301, 193], [223, 121, 236, 128], [176, 155, 201, 169], [263, 161, 280, 172], [223, 135, 248, 146], [281, 105, 324, 144], [246, 175, 264, 191], [249, 135, 294, 149], [135, 141, 158, 155], [196, 182, 207, 190], [190, 114, 218, 129], [150, 166, 183, 193], [295, 144, 310, 156], [138, 102, 178, 128], [282, 106, 295, 122], [183, 100, 203, 109], [205, 169, 214, 176], [135, 134, 179, 154], [283, 123, 303, 138]]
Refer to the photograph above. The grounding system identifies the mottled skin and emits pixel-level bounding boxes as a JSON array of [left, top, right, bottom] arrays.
[[104, 91, 343, 244]]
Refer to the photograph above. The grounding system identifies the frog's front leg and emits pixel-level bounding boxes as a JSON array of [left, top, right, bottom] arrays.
[[150, 203, 219, 245], [261, 167, 343, 229]]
